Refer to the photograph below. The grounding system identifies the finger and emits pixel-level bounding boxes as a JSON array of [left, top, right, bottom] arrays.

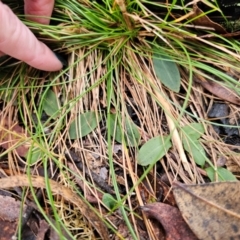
[[0, 51, 5, 57], [0, 3, 62, 71], [24, 0, 54, 25]]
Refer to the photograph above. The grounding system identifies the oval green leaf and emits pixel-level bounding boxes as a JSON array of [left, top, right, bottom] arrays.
[[102, 193, 118, 210], [137, 136, 172, 166], [182, 123, 206, 166], [153, 53, 180, 93], [206, 167, 237, 182], [181, 123, 205, 140], [42, 89, 59, 118], [183, 139, 206, 167], [26, 147, 43, 165], [69, 111, 100, 139], [109, 114, 140, 147]]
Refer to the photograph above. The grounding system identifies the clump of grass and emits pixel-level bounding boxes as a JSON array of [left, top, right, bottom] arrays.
[[1, 0, 240, 239]]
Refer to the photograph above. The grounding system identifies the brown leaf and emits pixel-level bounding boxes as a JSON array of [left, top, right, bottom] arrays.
[[0, 195, 27, 239], [0, 119, 30, 157], [173, 181, 240, 239], [0, 219, 17, 240], [157, 179, 177, 206], [27, 214, 71, 240], [195, 78, 240, 106], [0, 195, 27, 221], [191, 5, 227, 34], [141, 202, 197, 240], [36, 220, 50, 240]]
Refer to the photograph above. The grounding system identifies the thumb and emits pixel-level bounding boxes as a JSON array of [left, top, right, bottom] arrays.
[[24, 0, 55, 25], [0, 2, 62, 71]]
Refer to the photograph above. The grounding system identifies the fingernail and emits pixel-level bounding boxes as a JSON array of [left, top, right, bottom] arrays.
[[53, 51, 67, 67]]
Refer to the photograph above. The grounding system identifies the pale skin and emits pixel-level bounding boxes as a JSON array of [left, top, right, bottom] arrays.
[[0, 0, 62, 71]]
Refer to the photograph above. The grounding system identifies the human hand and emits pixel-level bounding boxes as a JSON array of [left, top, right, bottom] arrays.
[[0, 0, 62, 71]]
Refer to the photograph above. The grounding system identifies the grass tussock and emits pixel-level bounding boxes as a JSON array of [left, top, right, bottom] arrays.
[[1, 0, 240, 239]]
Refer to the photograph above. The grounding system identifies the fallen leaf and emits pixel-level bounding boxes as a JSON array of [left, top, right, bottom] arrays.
[[0, 195, 27, 240], [22, 214, 63, 240], [0, 219, 17, 240], [173, 181, 240, 239], [22, 224, 38, 240], [201, 31, 240, 39], [36, 219, 50, 240], [190, 5, 227, 34], [0, 195, 27, 221], [157, 179, 177, 206], [0, 175, 110, 240], [141, 202, 197, 240], [195, 78, 240, 106]]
